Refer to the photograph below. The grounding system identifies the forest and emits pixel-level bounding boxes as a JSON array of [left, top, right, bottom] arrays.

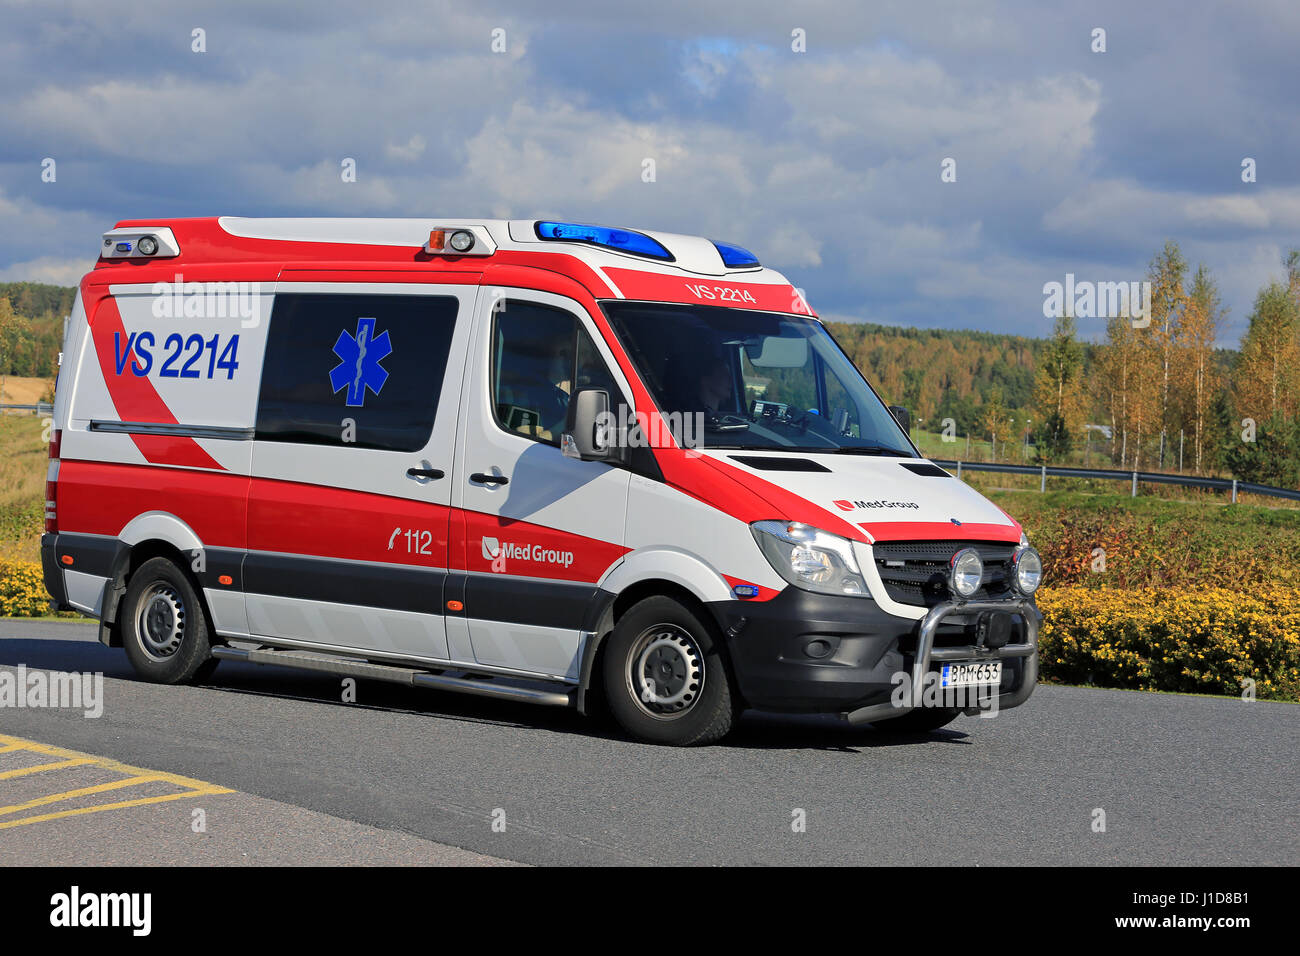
[[3, 243, 1298, 486]]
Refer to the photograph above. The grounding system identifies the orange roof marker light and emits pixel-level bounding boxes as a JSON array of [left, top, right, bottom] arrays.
[[424, 225, 496, 256]]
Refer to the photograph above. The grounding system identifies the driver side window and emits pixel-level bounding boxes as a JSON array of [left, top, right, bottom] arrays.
[[490, 300, 621, 446]]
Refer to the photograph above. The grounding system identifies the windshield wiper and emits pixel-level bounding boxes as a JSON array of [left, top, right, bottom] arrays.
[[832, 445, 915, 457]]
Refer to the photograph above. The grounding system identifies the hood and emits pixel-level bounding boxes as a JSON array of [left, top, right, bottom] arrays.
[[703, 450, 1021, 544]]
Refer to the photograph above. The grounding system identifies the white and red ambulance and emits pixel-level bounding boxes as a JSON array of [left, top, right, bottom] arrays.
[[42, 217, 1042, 744]]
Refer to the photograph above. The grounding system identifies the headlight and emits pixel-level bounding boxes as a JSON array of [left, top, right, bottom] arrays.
[[752, 520, 869, 597], [949, 547, 984, 599], [1011, 546, 1043, 596]]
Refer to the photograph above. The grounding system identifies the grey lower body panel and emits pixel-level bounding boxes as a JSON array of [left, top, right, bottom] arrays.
[[210, 645, 576, 707]]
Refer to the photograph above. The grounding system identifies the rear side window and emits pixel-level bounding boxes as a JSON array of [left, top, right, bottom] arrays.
[[256, 293, 458, 451]]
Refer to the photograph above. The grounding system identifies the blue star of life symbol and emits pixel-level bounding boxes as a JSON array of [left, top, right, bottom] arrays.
[[329, 317, 392, 407]]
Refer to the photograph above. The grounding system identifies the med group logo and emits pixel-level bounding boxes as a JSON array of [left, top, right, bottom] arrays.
[[482, 536, 575, 568], [833, 498, 920, 511], [329, 316, 391, 407]]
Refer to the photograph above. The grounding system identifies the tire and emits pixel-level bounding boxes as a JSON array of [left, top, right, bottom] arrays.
[[871, 707, 960, 734], [601, 595, 739, 746], [120, 556, 216, 684]]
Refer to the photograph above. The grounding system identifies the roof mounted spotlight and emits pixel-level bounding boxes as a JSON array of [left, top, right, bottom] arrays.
[[100, 226, 181, 259], [424, 225, 494, 255]]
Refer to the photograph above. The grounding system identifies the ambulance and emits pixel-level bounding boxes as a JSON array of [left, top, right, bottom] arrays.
[[41, 217, 1042, 745]]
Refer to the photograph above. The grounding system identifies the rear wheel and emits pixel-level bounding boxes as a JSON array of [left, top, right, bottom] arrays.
[[121, 556, 216, 684], [602, 595, 739, 746]]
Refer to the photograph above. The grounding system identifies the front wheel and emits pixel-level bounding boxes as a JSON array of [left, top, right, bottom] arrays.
[[601, 596, 739, 746], [120, 556, 216, 684]]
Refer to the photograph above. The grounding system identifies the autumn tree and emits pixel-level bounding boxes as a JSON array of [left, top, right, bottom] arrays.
[[983, 387, 1013, 459], [1234, 281, 1300, 426], [1147, 240, 1188, 466], [1174, 266, 1223, 472], [1032, 314, 1083, 461], [0, 297, 18, 404]]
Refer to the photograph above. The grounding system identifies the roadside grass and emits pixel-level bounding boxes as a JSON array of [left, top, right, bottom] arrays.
[[1034, 681, 1299, 705], [985, 487, 1300, 590], [0, 415, 48, 564]]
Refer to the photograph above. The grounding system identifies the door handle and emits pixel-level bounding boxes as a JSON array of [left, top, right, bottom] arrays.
[[406, 467, 445, 480], [470, 472, 509, 486]]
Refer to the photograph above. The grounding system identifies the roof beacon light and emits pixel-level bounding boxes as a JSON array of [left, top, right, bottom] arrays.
[[712, 240, 760, 269], [535, 221, 673, 261]]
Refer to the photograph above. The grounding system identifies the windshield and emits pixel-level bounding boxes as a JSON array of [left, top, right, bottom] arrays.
[[601, 301, 917, 455]]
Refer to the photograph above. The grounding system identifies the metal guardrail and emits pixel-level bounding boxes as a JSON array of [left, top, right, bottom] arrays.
[[931, 459, 1300, 503], [0, 401, 1295, 502], [0, 402, 53, 414]]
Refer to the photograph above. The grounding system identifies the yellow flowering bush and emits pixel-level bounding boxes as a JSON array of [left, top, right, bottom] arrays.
[[1037, 586, 1300, 701], [0, 559, 53, 617]]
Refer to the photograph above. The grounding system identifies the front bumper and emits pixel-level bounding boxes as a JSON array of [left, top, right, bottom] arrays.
[[709, 589, 1038, 717], [842, 598, 1038, 724]]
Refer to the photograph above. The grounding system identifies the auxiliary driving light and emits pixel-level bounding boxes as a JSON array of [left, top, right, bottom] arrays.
[[949, 547, 984, 599], [448, 229, 475, 252], [136, 235, 160, 256], [1011, 546, 1043, 596]]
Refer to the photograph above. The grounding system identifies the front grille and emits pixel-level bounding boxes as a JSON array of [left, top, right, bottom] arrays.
[[872, 539, 1016, 607]]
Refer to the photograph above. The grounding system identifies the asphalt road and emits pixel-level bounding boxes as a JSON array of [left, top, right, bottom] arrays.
[[2, 619, 1296, 865]]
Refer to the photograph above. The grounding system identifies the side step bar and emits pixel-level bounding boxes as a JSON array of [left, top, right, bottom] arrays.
[[210, 646, 575, 708]]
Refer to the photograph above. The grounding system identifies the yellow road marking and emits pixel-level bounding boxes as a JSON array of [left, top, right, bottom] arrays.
[[0, 733, 234, 830], [0, 774, 167, 817], [0, 786, 229, 830], [0, 757, 95, 780], [0, 733, 230, 791]]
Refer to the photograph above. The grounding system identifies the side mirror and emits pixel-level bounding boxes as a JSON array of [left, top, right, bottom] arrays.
[[562, 388, 616, 461], [888, 405, 911, 434]]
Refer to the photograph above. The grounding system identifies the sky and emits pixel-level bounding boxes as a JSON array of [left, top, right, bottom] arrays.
[[1, 0, 1297, 345]]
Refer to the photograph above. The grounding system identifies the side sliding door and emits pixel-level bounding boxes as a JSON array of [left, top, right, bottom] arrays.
[[244, 280, 475, 664]]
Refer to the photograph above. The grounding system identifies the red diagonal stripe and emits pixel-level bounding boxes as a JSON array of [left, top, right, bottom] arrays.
[[90, 296, 225, 471]]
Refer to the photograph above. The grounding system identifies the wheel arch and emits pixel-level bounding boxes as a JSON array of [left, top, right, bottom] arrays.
[[576, 564, 737, 716], [97, 512, 211, 647]]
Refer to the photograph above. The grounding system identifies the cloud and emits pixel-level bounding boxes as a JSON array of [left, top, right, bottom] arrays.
[[0, 255, 94, 286], [0, 0, 1296, 349]]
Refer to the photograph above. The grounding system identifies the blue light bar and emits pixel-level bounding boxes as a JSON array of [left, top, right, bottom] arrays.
[[712, 240, 760, 269], [535, 221, 673, 261]]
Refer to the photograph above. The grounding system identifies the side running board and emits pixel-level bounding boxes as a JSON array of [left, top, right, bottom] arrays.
[[210, 646, 575, 708]]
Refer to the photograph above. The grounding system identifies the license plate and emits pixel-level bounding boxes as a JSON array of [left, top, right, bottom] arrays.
[[940, 661, 1002, 688]]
